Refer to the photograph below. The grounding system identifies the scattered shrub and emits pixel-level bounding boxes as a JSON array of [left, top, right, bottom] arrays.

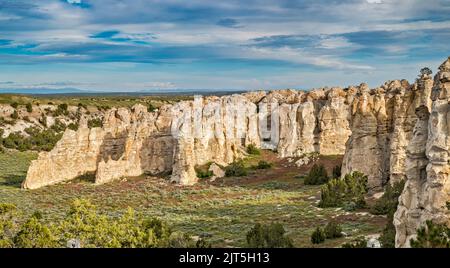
[[246, 144, 260, 155], [1, 198, 203, 248], [332, 165, 341, 178], [88, 118, 103, 129], [379, 214, 396, 248], [225, 160, 247, 177], [304, 164, 329, 185], [52, 103, 69, 116], [10, 102, 19, 109], [342, 201, 358, 212], [78, 103, 88, 110], [26, 103, 33, 113], [196, 170, 213, 179], [67, 123, 79, 131], [50, 119, 66, 132], [3, 128, 63, 152], [13, 215, 58, 248], [410, 220, 450, 248], [246, 223, 293, 248], [39, 115, 47, 127], [319, 171, 368, 208], [195, 238, 212, 248], [311, 227, 326, 244], [370, 180, 405, 215], [255, 160, 272, 170], [10, 110, 18, 120], [324, 221, 343, 239], [147, 103, 156, 112]]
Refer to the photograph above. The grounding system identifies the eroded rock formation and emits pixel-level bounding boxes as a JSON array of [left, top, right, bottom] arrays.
[[20, 83, 427, 190], [23, 104, 175, 189], [394, 57, 450, 247]]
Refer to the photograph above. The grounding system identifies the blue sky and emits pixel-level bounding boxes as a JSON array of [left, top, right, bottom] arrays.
[[0, 0, 449, 92]]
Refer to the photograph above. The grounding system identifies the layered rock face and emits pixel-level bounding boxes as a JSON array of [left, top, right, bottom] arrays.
[[342, 79, 432, 191], [169, 95, 260, 185], [22, 59, 444, 194], [23, 89, 355, 189], [394, 58, 450, 247], [23, 104, 175, 189]]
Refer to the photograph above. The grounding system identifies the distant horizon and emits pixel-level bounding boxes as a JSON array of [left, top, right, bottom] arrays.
[[1, 1, 450, 92]]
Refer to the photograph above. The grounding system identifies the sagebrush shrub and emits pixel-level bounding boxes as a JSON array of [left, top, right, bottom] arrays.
[[370, 180, 405, 215], [311, 227, 326, 244], [410, 220, 450, 248], [255, 160, 272, 169], [225, 160, 247, 177], [304, 164, 329, 185], [246, 144, 260, 155], [319, 171, 368, 208], [324, 221, 343, 239], [246, 223, 293, 248]]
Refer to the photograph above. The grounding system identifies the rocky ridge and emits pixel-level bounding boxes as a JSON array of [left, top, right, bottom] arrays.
[[16, 57, 450, 248]]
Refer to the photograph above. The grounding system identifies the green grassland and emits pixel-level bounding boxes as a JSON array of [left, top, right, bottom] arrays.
[[0, 150, 386, 248], [0, 94, 192, 109]]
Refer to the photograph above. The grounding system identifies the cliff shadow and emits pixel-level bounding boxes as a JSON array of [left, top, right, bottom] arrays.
[[139, 133, 175, 177], [0, 174, 24, 188], [97, 130, 128, 163]]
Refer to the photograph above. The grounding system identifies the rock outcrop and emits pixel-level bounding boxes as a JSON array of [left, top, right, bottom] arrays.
[[23, 104, 175, 189], [394, 57, 450, 247], [342, 79, 432, 191]]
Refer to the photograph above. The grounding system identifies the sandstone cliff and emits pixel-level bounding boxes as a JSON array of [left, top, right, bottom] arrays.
[[21, 80, 431, 190], [394, 57, 450, 247]]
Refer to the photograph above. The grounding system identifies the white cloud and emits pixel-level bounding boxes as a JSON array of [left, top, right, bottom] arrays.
[[367, 0, 383, 4]]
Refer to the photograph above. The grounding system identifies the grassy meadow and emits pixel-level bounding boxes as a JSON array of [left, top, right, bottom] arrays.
[[0, 150, 386, 248]]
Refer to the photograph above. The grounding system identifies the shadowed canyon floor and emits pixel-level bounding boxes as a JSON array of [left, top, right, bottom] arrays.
[[0, 150, 386, 248]]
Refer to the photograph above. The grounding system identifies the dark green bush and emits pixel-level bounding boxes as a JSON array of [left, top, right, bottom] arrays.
[[26, 103, 33, 113], [78, 103, 88, 110], [246, 223, 293, 248], [10, 102, 19, 109], [39, 115, 47, 127], [255, 160, 272, 169], [67, 123, 79, 131], [311, 227, 326, 244], [225, 160, 247, 177], [379, 213, 396, 248], [319, 171, 368, 208], [196, 170, 213, 179], [332, 165, 341, 178], [147, 103, 156, 112], [410, 220, 450, 248], [246, 144, 260, 155], [304, 164, 329, 185], [324, 221, 343, 239], [11, 110, 18, 120], [370, 180, 405, 215], [50, 119, 66, 132], [88, 118, 103, 129], [3, 128, 63, 152], [54, 103, 69, 116]]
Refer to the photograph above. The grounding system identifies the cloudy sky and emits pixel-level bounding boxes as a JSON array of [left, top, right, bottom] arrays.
[[0, 0, 449, 92]]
